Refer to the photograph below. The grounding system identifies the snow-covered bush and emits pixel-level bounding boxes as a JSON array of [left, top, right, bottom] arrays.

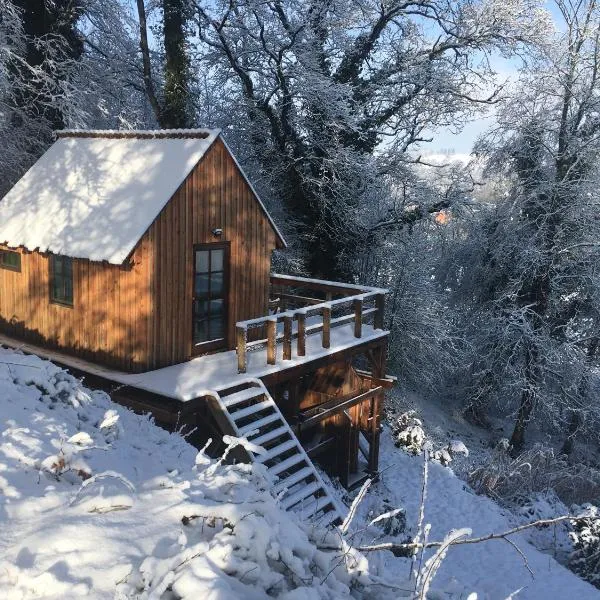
[[391, 410, 469, 467], [117, 440, 372, 599], [432, 440, 469, 467], [570, 505, 600, 589], [518, 491, 573, 562], [369, 503, 407, 537], [394, 411, 426, 455]]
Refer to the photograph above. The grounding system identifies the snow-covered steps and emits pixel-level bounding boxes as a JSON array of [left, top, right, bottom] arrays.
[[207, 379, 344, 527]]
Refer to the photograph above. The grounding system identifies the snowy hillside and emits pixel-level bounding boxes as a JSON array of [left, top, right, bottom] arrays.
[[0, 349, 367, 599], [0, 347, 598, 599], [348, 432, 600, 599]]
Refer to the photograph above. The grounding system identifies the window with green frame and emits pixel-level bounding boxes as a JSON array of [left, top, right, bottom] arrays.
[[50, 255, 74, 306], [0, 250, 21, 272]]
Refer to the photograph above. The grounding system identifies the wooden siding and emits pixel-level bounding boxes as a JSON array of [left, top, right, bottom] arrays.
[[0, 138, 278, 372], [145, 137, 277, 369], [0, 244, 151, 372]]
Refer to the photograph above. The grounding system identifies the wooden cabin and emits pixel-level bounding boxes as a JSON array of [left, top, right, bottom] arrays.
[[0, 129, 285, 372], [0, 130, 392, 505]]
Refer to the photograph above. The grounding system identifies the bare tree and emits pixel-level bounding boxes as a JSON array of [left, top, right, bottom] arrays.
[[449, 0, 600, 452], [0, 0, 84, 191], [191, 0, 550, 279]]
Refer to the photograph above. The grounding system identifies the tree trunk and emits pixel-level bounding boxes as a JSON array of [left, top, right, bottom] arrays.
[[561, 336, 599, 456], [11, 0, 83, 133], [560, 411, 581, 456], [162, 0, 190, 128], [510, 344, 538, 455]]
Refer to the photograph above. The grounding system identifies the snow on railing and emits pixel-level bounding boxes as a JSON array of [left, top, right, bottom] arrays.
[[235, 274, 387, 373]]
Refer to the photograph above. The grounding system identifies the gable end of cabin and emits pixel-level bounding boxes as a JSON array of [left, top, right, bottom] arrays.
[[143, 137, 282, 369]]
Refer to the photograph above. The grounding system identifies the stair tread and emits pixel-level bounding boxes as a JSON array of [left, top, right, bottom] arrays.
[[297, 494, 335, 518], [269, 453, 306, 476], [251, 426, 289, 447], [238, 412, 280, 436], [273, 466, 314, 493], [231, 399, 274, 421], [256, 439, 298, 463], [317, 508, 342, 528], [222, 387, 264, 408], [282, 481, 321, 509]]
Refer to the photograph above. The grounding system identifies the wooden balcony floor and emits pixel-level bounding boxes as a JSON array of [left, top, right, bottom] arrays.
[[0, 324, 387, 402]]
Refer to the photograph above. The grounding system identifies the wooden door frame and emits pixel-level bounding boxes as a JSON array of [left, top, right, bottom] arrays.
[[191, 241, 231, 356]]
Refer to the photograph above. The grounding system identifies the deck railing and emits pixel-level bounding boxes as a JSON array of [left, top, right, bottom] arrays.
[[236, 274, 386, 373]]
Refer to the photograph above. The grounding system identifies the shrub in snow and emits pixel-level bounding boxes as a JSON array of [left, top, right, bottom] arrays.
[[117, 442, 373, 599], [431, 439, 469, 467], [518, 491, 573, 562], [469, 441, 600, 507], [39, 444, 92, 483], [391, 410, 469, 468], [70, 471, 136, 513], [570, 505, 600, 589], [393, 411, 425, 454], [97, 409, 123, 442], [369, 505, 406, 536]]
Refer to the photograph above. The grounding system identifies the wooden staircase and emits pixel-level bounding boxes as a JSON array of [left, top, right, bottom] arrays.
[[206, 379, 344, 528]]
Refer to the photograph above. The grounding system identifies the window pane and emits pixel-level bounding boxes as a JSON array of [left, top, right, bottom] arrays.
[[195, 250, 209, 274], [193, 318, 209, 344], [194, 274, 209, 297], [193, 299, 209, 318], [209, 299, 224, 316], [208, 317, 224, 340], [211, 271, 223, 296], [51, 255, 73, 305], [65, 276, 73, 304], [211, 249, 224, 272], [0, 251, 20, 270]]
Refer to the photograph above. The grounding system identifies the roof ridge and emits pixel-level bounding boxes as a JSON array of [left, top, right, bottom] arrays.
[[55, 129, 220, 140]]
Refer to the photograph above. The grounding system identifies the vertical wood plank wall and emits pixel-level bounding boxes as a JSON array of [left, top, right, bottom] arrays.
[[147, 138, 278, 369], [0, 138, 278, 372], [0, 243, 151, 372]]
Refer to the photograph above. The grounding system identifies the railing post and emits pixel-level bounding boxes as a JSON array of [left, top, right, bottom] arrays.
[[267, 318, 277, 365], [322, 306, 331, 348], [297, 311, 306, 356], [236, 325, 247, 373], [283, 315, 293, 360], [353, 298, 363, 338], [375, 292, 385, 330]]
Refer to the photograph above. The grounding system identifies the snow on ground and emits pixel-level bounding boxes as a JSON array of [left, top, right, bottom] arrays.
[[0, 346, 598, 599], [0, 348, 371, 599], [340, 430, 600, 599]]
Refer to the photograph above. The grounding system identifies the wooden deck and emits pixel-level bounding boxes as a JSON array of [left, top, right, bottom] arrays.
[[0, 323, 388, 401]]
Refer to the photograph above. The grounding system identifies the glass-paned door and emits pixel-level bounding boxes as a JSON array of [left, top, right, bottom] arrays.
[[192, 244, 228, 351]]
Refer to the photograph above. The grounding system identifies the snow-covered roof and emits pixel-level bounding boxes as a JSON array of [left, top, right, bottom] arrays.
[[0, 129, 285, 264]]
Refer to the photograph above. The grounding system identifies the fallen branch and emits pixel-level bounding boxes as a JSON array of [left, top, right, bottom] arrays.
[[352, 515, 599, 557]]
